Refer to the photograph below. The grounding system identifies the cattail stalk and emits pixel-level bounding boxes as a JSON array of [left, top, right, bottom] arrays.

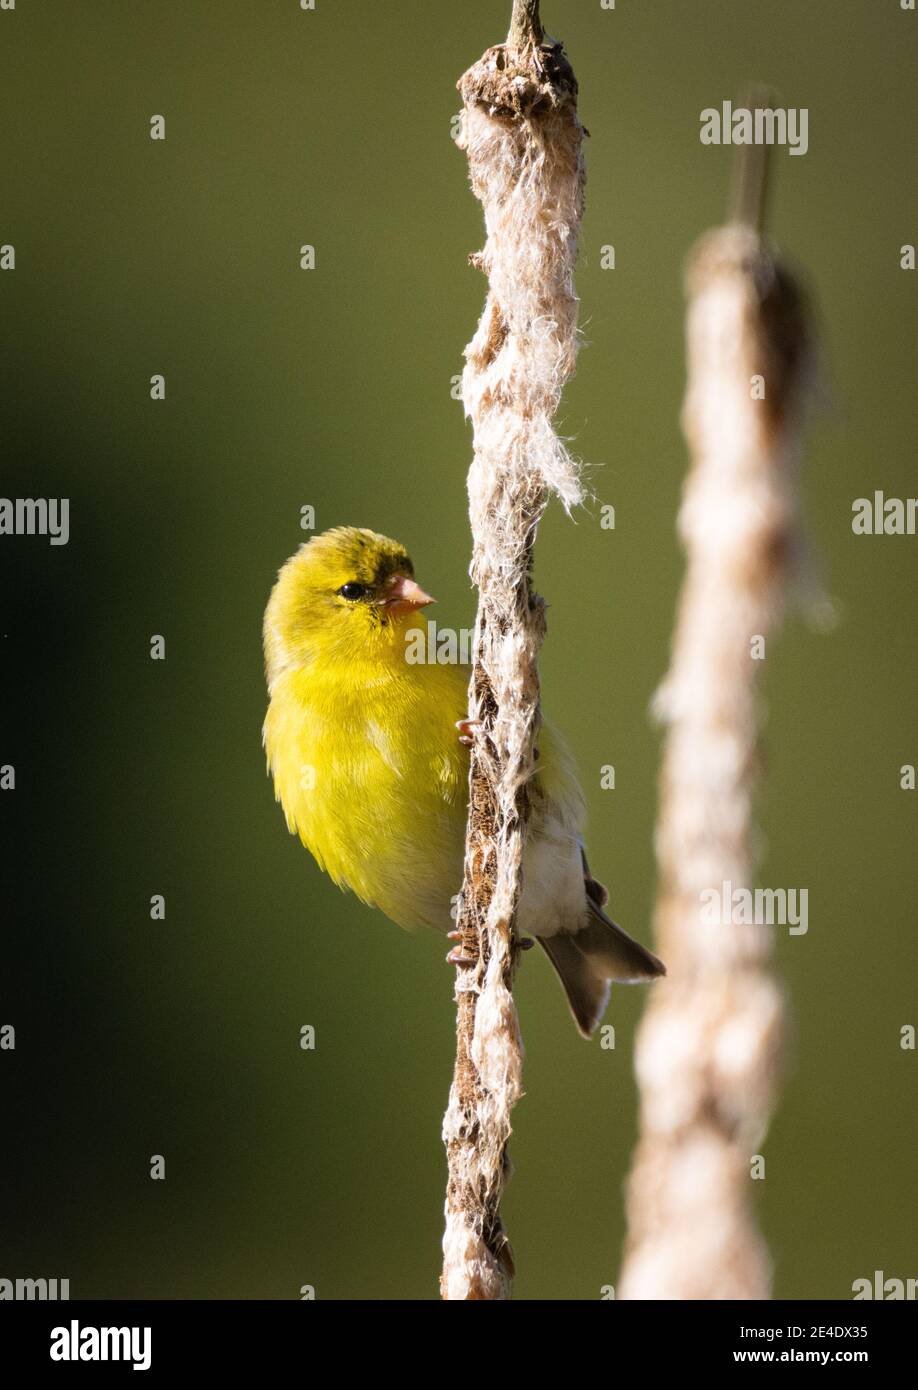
[[618, 211, 811, 1299], [440, 0, 585, 1301]]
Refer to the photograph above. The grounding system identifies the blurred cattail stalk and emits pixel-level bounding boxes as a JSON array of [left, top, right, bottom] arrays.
[[619, 217, 812, 1299], [440, 1, 585, 1301]]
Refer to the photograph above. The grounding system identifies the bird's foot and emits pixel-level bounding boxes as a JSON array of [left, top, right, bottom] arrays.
[[455, 718, 482, 747], [446, 928, 476, 967], [445, 929, 534, 964]]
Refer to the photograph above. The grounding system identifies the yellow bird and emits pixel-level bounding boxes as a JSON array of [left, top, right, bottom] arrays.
[[263, 527, 664, 1036]]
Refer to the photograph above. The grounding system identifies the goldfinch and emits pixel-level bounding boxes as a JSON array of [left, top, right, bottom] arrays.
[[263, 526, 664, 1036]]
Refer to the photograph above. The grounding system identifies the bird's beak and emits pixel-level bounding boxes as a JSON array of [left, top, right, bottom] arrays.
[[381, 574, 435, 617]]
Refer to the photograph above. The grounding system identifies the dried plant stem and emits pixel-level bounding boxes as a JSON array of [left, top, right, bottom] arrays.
[[729, 88, 774, 233], [508, 0, 544, 47], [619, 220, 811, 1299], [439, 6, 585, 1301]]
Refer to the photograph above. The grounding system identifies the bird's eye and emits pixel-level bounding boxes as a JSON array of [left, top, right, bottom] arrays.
[[337, 582, 368, 601]]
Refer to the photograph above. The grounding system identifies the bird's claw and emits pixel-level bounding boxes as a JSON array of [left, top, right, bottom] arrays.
[[455, 718, 482, 747], [446, 929, 533, 963], [446, 928, 476, 967]]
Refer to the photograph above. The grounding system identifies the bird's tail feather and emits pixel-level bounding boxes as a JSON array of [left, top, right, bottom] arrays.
[[536, 902, 665, 1038]]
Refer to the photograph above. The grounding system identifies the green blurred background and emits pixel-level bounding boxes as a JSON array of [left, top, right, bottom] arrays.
[[2, 0, 916, 1300]]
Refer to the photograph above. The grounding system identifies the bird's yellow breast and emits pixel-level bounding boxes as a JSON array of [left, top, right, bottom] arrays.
[[264, 655, 470, 931]]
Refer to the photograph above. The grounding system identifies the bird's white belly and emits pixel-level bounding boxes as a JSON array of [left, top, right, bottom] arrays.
[[422, 812, 584, 940], [518, 822, 584, 938]]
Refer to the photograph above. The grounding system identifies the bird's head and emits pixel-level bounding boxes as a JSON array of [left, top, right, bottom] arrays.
[[263, 526, 435, 686]]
